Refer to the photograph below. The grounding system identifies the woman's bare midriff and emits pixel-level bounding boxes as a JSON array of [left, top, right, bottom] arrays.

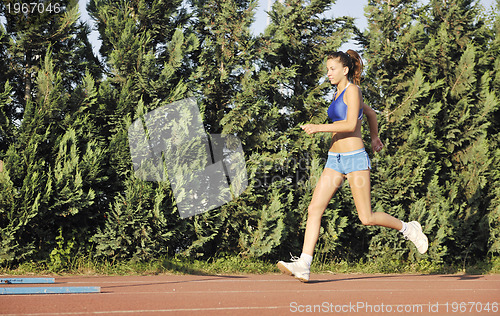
[[329, 120, 364, 153]]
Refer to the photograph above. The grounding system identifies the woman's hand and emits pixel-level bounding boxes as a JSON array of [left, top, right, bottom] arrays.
[[300, 124, 319, 135], [372, 137, 384, 152]]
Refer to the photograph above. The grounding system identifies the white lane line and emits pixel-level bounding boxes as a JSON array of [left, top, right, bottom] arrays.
[[93, 288, 499, 295], [0, 305, 288, 316], [6, 301, 499, 316], [60, 277, 499, 285]]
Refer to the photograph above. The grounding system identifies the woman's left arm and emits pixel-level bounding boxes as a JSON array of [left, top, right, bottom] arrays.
[[363, 103, 384, 152]]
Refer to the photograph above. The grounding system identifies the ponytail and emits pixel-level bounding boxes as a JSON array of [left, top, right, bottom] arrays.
[[346, 50, 363, 85], [327, 50, 364, 85]]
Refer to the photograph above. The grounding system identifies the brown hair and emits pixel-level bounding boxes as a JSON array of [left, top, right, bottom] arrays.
[[327, 50, 364, 85]]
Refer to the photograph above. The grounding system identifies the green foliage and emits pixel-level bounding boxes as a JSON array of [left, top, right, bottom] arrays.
[[362, 0, 500, 265], [0, 0, 498, 269], [0, 2, 107, 265], [92, 178, 184, 260], [49, 228, 76, 271]]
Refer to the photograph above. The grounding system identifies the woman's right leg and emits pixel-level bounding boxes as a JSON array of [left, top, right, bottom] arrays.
[[302, 167, 345, 256], [277, 167, 345, 282]]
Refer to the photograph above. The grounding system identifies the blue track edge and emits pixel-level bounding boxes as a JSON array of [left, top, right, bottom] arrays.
[[1, 278, 55, 284], [0, 286, 101, 295]]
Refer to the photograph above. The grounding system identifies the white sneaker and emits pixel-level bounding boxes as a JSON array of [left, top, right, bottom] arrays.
[[277, 256, 310, 282], [403, 221, 428, 254]]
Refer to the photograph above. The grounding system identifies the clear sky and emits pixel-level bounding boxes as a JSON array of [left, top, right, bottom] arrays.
[[252, 0, 369, 35], [76, 0, 497, 58], [78, 0, 370, 56]]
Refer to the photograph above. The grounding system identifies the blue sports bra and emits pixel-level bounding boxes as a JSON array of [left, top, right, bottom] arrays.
[[327, 83, 363, 123]]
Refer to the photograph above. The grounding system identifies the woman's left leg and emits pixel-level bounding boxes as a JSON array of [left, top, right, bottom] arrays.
[[347, 169, 429, 254], [346, 170, 402, 230]]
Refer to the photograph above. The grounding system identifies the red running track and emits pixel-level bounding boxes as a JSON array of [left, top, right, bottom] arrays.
[[1, 273, 499, 315]]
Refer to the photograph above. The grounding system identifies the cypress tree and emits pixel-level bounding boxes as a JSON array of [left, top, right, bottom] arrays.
[[418, 0, 498, 264], [189, 0, 258, 133], [360, 0, 445, 263], [1, 0, 100, 110], [0, 52, 104, 264], [0, 1, 104, 264], [220, 0, 355, 259], [88, 0, 199, 259], [171, 0, 260, 257], [362, 0, 499, 265], [0, 23, 14, 154], [1, 0, 496, 266], [484, 0, 500, 258]]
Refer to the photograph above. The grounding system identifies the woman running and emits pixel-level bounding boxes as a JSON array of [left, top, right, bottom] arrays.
[[277, 50, 428, 282]]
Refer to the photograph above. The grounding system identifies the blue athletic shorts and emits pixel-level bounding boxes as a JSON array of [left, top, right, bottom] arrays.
[[325, 148, 371, 175]]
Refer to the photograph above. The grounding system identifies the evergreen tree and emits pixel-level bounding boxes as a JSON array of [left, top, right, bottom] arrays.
[[0, 52, 105, 264], [1, 0, 100, 110], [362, 0, 499, 265], [418, 0, 497, 264], [485, 0, 500, 257], [1, 0, 498, 266], [360, 0, 445, 263], [189, 0, 258, 133], [0, 1, 104, 265], [219, 0, 355, 259], [0, 23, 14, 155], [174, 0, 259, 257], [88, 0, 199, 259]]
